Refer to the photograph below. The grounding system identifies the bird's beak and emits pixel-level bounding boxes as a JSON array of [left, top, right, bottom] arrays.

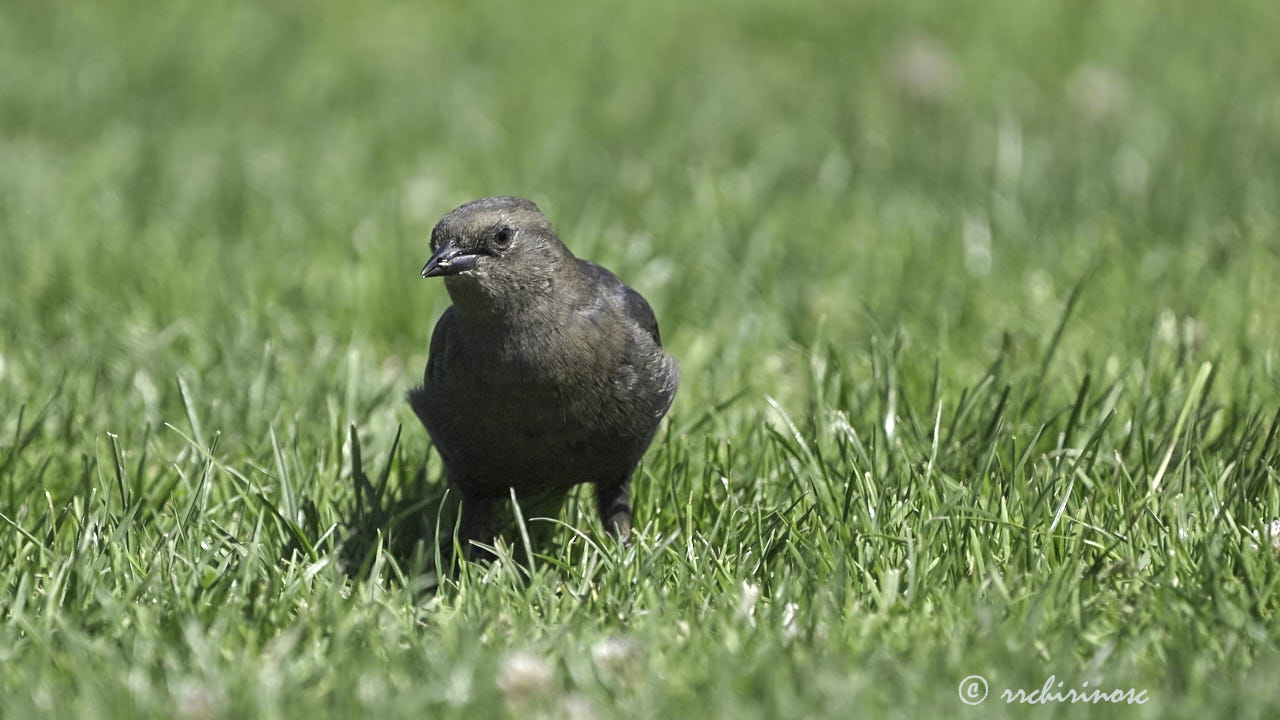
[[420, 238, 480, 278]]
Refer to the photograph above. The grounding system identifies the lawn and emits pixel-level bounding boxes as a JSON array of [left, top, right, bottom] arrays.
[[2, 0, 1280, 717]]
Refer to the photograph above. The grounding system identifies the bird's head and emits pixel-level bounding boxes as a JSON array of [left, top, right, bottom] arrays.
[[421, 196, 572, 314]]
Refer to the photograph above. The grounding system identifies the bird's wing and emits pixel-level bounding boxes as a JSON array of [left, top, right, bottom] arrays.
[[577, 259, 663, 347], [425, 307, 457, 383], [407, 306, 457, 426], [406, 382, 431, 428]]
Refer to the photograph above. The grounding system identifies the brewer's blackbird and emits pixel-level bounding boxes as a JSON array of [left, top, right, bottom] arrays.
[[408, 196, 679, 558]]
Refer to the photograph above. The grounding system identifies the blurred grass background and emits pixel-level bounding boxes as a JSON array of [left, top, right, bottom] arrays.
[[2, 0, 1280, 717]]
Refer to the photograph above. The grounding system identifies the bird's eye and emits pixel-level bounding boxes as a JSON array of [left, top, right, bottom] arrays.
[[494, 226, 514, 248]]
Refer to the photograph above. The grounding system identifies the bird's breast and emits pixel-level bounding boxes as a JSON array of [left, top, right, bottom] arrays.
[[422, 309, 670, 492]]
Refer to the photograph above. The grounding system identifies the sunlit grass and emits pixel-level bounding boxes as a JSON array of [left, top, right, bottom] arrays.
[[2, 0, 1280, 717]]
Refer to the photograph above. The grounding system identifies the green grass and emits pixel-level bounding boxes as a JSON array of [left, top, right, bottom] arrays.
[[3, 0, 1280, 717]]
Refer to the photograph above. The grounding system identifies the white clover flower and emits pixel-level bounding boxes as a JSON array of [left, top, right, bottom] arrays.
[[172, 679, 226, 720], [782, 602, 801, 643], [1067, 64, 1128, 124], [1248, 520, 1280, 552], [591, 636, 639, 677], [738, 581, 761, 627], [891, 36, 957, 106], [496, 650, 554, 707]]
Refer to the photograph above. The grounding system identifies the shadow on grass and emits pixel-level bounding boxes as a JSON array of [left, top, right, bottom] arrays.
[[337, 423, 591, 588], [338, 423, 460, 592]]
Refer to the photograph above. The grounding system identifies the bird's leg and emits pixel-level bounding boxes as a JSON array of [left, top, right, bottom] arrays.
[[596, 477, 632, 539], [457, 493, 500, 561]]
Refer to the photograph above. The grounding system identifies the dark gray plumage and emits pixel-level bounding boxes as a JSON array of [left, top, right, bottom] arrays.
[[408, 196, 678, 558]]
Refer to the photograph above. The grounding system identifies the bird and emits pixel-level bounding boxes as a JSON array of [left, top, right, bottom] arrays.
[[407, 196, 679, 559]]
